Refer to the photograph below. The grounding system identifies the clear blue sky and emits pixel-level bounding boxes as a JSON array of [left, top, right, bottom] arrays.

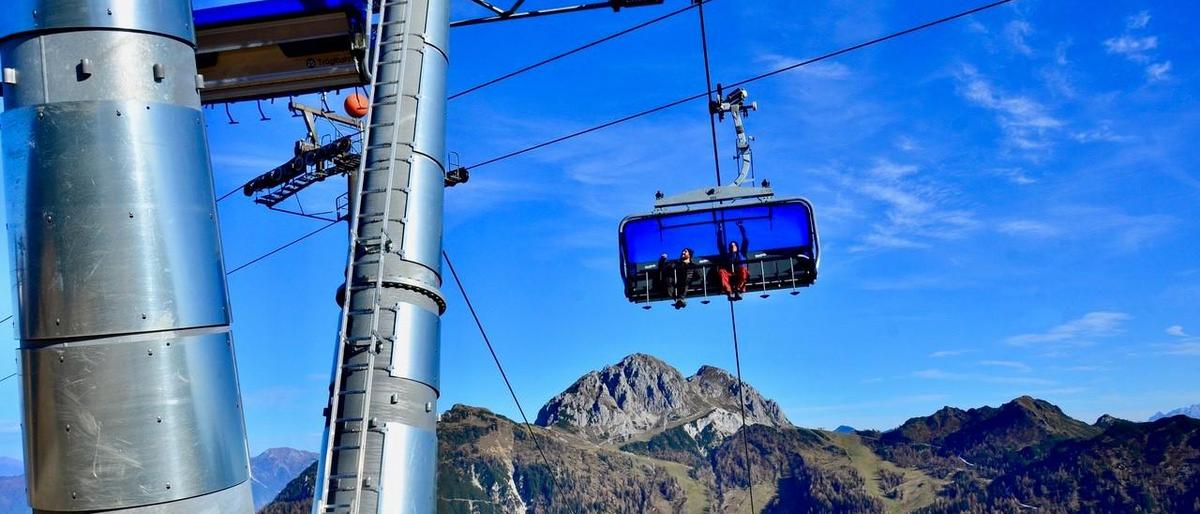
[[2, 0, 1199, 461]]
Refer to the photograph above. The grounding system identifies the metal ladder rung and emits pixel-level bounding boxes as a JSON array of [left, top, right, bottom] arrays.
[[319, 0, 416, 509], [356, 234, 388, 244], [357, 216, 397, 226]]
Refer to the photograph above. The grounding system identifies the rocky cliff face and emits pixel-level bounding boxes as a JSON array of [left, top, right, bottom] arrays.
[[535, 354, 790, 444]]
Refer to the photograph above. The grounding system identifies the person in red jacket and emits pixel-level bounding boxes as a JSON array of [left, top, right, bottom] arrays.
[[719, 222, 750, 301]]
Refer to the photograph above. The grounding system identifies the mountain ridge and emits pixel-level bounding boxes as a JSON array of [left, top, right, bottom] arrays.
[[3, 352, 1195, 514], [262, 352, 1200, 513], [1149, 402, 1200, 422]]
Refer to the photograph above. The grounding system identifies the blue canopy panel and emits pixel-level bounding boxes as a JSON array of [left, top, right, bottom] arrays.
[[194, 0, 367, 29], [618, 198, 819, 303]]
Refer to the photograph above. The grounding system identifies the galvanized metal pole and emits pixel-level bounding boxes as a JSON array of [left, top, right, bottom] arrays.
[[313, 0, 449, 513], [0, 1, 252, 513]]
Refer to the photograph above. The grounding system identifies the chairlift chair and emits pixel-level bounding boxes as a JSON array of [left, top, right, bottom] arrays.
[[618, 195, 819, 306], [616, 87, 820, 307]]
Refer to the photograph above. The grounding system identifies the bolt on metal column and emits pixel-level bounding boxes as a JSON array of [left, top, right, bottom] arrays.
[[0, 1, 252, 513]]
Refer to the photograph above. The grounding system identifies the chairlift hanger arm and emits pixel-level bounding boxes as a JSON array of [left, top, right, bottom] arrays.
[[710, 86, 757, 187], [452, 0, 664, 27]]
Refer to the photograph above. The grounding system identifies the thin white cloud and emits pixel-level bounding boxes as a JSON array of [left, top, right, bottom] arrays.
[[857, 274, 973, 291], [1006, 311, 1131, 346], [0, 420, 19, 434], [1162, 343, 1200, 356], [930, 350, 970, 358], [957, 65, 1063, 153], [998, 220, 1061, 239], [1104, 35, 1158, 62], [995, 206, 1174, 252], [911, 368, 1054, 386], [992, 167, 1037, 185], [822, 160, 977, 254], [1072, 122, 1133, 143], [1004, 20, 1033, 56], [844, 162, 974, 252], [1146, 61, 1172, 82], [894, 136, 919, 152], [1158, 326, 1198, 356], [1054, 40, 1072, 66], [1057, 365, 1109, 372], [755, 54, 851, 80], [869, 160, 918, 180], [980, 360, 1032, 373], [1103, 19, 1170, 82], [1158, 329, 1200, 356], [1126, 11, 1151, 30]]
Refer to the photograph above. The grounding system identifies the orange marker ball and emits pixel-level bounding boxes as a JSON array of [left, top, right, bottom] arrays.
[[344, 93, 370, 118]]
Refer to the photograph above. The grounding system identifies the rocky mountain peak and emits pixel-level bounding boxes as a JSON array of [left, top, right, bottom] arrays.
[[536, 353, 790, 443]]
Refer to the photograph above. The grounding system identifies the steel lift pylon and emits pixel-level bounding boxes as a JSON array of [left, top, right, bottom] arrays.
[[0, 1, 252, 513], [312, 1, 450, 514]]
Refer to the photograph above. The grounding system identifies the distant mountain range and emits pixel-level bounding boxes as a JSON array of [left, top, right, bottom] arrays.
[[1150, 403, 1200, 422], [0, 476, 25, 514], [0, 459, 20, 478], [250, 448, 318, 510], [262, 353, 1200, 513]]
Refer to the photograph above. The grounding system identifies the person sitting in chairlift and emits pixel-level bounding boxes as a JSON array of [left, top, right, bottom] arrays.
[[719, 222, 750, 301], [658, 248, 696, 309]]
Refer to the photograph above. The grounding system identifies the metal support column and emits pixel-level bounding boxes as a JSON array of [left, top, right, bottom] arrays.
[[314, 0, 449, 513], [0, 1, 252, 514]]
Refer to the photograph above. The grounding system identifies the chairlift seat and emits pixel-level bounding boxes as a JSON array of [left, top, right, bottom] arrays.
[[618, 198, 819, 305]]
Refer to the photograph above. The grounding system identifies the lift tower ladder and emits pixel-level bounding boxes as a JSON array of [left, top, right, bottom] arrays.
[[317, 0, 416, 512]]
